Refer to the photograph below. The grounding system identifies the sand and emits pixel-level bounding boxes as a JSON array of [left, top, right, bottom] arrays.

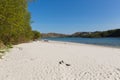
[[0, 41, 120, 80]]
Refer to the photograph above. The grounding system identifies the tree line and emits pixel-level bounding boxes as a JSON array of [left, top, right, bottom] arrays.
[[41, 29, 120, 38], [0, 0, 40, 48], [69, 29, 120, 38]]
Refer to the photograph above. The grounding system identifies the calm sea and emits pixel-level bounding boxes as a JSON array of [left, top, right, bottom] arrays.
[[43, 37, 120, 48]]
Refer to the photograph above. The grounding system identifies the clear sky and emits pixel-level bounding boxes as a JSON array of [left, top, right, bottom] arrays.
[[28, 0, 120, 34]]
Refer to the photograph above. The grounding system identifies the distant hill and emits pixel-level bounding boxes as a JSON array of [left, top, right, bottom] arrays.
[[41, 33, 68, 38], [41, 29, 120, 38], [71, 29, 120, 38]]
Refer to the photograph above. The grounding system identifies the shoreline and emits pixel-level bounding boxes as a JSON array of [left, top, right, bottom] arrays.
[[42, 40, 120, 49]]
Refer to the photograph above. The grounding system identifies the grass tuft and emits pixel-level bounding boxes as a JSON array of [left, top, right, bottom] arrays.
[[0, 43, 13, 59]]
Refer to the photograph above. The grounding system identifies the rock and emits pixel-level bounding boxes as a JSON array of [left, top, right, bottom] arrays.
[[66, 64, 71, 66], [59, 60, 64, 64]]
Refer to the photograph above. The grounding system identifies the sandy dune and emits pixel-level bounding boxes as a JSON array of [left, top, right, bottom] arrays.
[[0, 41, 120, 80]]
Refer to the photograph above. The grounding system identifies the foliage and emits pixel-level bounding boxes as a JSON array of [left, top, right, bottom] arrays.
[[0, 0, 33, 45], [0, 40, 5, 49], [6, 43, 13, 48], [32, 30, 41, 40]]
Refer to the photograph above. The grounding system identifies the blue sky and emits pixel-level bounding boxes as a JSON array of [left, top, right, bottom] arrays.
[[28, 0, 120, 34]]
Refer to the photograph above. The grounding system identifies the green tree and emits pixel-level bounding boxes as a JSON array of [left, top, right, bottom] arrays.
[[32, 30, 41, 40], [0, 0, 33, 44]]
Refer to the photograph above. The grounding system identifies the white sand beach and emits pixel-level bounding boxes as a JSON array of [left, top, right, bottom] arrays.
[[0, 41, 120, 80]]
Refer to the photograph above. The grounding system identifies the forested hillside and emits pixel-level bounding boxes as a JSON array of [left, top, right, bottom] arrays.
[[41, 29, 120, 38], [70, 29, 120, 38]]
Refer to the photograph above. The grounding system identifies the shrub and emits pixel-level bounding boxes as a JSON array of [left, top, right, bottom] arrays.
[[0, 40, 5, 49], [32, 30, 41, 40]]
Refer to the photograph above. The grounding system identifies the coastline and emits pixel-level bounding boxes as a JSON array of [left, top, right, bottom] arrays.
[[0, 41, 120, 80], [45, 40, 120, 49], [42, 37, 120, 49]]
